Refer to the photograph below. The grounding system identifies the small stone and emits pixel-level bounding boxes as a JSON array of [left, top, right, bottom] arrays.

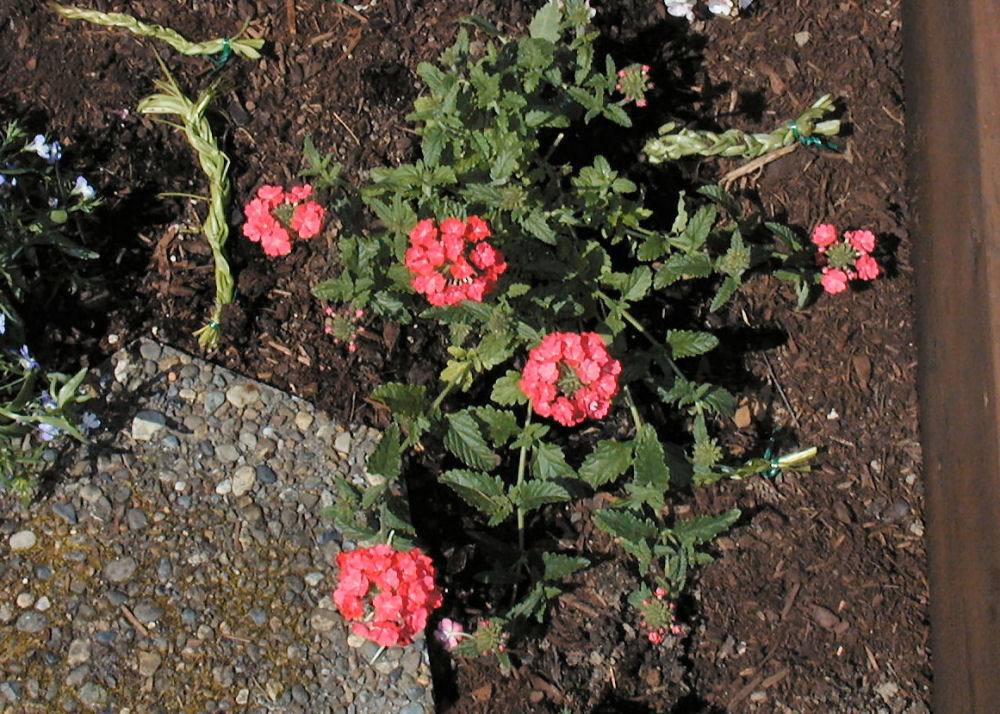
[[215, 478, 232, 495], [103, 557, 138, 583], [310, 608, 339, 633], [294, 411, 314, 431], [0, 603, 12, 623], [132, 410, 167, 441], [9, 530, 37, 551], [0, 681, 20, 704], [334, 431, 352, 454], [794, 30, 811, 46], [76, 681, 107, 710], [126, 508, 149, 530], [266, 680, 283, 700], [34, 596, 50, 612], [133, 602, 164, 625], [52, 502, 78, 524], [227, 383, 262, 408], [15, 611, 48, 633], [304, 572, 324, 587], [67, 638, 91, 666], [231, 466, 256, 497], [216, 444, 240, 463], [242, 504, 264, 523], [248, 607, 267, 626], [203, 390, 226, 413], [138, 651, 162, 677], [256, 464, 278, 484], [105, 590, 128, 607], [139, 341, 163, 361], [16, 592, 35, 609], [236, 688, 250, 705]]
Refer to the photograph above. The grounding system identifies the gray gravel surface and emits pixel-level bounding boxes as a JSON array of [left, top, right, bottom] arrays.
[[0, 338, 434, 713]]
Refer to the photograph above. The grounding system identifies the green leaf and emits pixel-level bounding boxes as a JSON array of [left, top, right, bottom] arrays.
[[653, 253, 714, 288], [602, 103, 632, 128], [765, 221, 803, 251], [311, 273, 354, 302], [666, 330, 719, 359], [370, 383, 427, 418], [680, 204, 717, 250], [444, 410, 499, 470], [422, 124, 446, 167], [55, 368, 88, 409], [49, 209, 68, 224], [490, 148, 519, 181], [523, 210, 557, 244], [529, 0, 561, 42], [578, 439, 633, 488], [709, 275, 741, 312], [542, 552, 589, 581], [531, 441, 575, 480], [440, 469, 513, 526], [491, 369, 527, 406], [592, 508, 658, 541], [508, 479, 571, 512], [471, 406, 520, 446], [621, 266, 652, 302], [368, 424, 402, 480], [673, 509, 741, 545]]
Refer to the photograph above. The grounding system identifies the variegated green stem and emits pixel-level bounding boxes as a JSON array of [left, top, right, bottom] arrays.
[[515, 405, 532, 553], [644, 95, 841, 163], [51, 3, 264, 59], [137, 59, 233, 350]]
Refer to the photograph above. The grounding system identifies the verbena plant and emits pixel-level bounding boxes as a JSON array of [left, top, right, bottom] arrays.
[[310, 0, 821, 655]]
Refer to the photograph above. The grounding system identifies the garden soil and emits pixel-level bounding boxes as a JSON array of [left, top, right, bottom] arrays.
[[0, 0, 926, 712]]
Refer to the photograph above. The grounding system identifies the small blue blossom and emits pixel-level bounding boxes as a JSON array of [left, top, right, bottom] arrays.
[[48, 196, 59, 208], [37, 422, 61, 442], [17, 345, 39, 371], [40, 392, 57, 410], [0, 311, 6, 336], [81, 411, 101, 433], [25, 134, 62, 164], [71, 176, 96, 201]]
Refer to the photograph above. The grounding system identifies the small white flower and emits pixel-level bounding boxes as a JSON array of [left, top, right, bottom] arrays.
[[81, 412, 101, 434], [664, 0, 696, 21], [707, 0, 736, 15]]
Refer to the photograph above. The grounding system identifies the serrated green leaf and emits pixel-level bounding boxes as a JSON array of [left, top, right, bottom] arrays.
[[370, 383, 427, 417], [666, 330, 719, 359], [578, 439, 633, 487], [445, 411, 499, 470], [367, 423, 402, 480], [673, 509, 741, 545], [709, 275, 741, 312], [592, 508, 658, 541], [511, 422, 550, 450], [622, 266, 652, 302], [360, 482, 389, 509], [523, 210, 557, 244], [422, 124, 446, 167], [440, 469, 513, 525], [602, 103, 632, 127], [542, 552, 589, 581], [528, 0, 561, 41], [508, 479, 571, 512], [311, 273, 354, 302], [765, 221, 803, 251], [682, 204, 717, 249], [471, 406, 520, 446], [492, 369, 528, 406], [531, 441, 575, 480], [490, 148, 519, 181], [653, 253, 714, 288]]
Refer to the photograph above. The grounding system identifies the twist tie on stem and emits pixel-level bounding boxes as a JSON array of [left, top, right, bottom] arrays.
[[789, 122, 839, 152], [211, 38, 232, 72], [762, 430, 782, 479], [208, 321, 220, 330]]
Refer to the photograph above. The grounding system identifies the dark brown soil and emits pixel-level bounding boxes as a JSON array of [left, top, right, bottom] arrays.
[[0, 0, 926, 711]]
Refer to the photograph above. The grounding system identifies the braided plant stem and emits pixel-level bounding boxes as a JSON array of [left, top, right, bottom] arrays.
[[644, 95, 841, 163], [51, 3, 264, 59], [137, 61, 233, 350]]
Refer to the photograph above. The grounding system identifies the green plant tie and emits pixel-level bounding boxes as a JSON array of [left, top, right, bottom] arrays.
[[789, 123, 839, 152], [211, 39, 232, 72], [761, 435, 782, 479]]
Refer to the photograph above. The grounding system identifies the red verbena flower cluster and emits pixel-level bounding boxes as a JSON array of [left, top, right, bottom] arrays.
[[404, 217, 507, 306], [333, 544, 443, 648], [519, 332, 622, 427], [242, 184, 326, 257], [810, 223, 880, 294], [615, 64, 654, 107]]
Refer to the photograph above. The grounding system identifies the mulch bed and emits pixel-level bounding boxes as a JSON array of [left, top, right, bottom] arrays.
[[0, 0, 927, 711]]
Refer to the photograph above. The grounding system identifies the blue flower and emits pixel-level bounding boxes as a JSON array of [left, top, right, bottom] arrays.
[[71, 176, 96, 201], [0, 311, 6, 336], [17, 345, 39, 371], [25, 134, 62, 164], [40, 392, 57, 410], [81, 412, 101, 433], [37, 423, 61, 442]]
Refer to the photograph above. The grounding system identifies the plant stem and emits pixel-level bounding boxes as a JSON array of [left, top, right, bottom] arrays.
[[429, 381, 456, 414], [595, 289, 684, 380], [515, 405, 531, 553]]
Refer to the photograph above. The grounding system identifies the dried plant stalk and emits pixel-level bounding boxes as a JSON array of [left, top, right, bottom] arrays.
[[644, 95, 841, 163], [137, 58, 233, 350], [51, 3, 264, 59]]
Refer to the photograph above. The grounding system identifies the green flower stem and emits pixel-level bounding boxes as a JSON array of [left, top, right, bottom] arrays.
[[515, 405, 532, 553], [644, 95, 840, 163], [137, 56, 233, 350], [621, 385, 643, 433], [595, 290, 685, 381], [429, 381, 457, 414], [51, 4, 264, 60]]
